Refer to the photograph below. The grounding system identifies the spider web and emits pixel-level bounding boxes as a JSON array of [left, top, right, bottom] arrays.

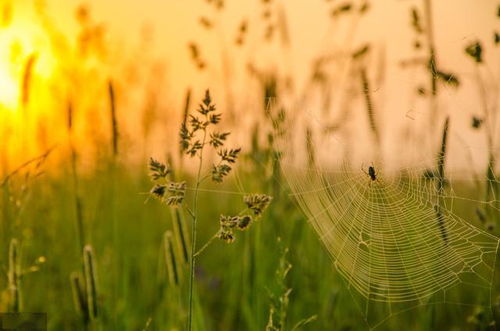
[[275, 118, 500, 328]]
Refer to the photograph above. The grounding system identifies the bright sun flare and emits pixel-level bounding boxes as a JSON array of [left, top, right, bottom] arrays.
[[0, 20, 55, 111], [0, 65, 18, 109]]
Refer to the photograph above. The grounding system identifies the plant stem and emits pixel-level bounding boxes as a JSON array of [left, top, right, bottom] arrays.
[[187, 127, 208, 331], [194, 233, 218, 258], [193, 205, 254, 258], [67, 101, 85, 255], [108, 80, 119, 157], [423, 0, 439, 135], [474, 65, 499, 216]]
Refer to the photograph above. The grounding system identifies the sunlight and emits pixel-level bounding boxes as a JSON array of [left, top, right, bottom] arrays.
[[0, 63, 18, 109], [0, 33, 20, 110], [0, 20, 55, 112], [0, 16, 59, 169]]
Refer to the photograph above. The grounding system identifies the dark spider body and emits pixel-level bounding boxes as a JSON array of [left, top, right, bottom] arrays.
[[361, 164, 377, 181], [368, 166, 377, 180], [367, 166, 376, 181]]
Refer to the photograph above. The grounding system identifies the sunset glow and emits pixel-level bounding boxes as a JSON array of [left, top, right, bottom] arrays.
[[0, 18, 55, 112], [0, 69, 18, 110], [0, 1, 498, 330]]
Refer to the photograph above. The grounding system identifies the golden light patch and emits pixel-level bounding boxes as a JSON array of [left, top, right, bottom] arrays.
[[0, 63, 18, 109], [0, 19, 56, 112], [0, 15, 60, 170]]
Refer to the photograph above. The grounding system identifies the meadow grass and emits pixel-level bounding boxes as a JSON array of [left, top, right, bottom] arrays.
[[0, 156, 497, 330], [0, 2, 498, 330]]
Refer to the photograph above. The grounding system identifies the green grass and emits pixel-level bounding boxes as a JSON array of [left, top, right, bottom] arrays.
[[0, 155, 497, 330]]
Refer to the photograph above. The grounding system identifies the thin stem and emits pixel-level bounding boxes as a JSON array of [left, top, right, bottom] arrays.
[[475, 66, 493, 152], [194, 207, 252, 258], [475, 65, 499, 214], [194, 233, 218, 258], [360, 66, 380, 145], [423, 0, 439, 135], [198, 173, 211, 185], [198, 157, 224, 185], [186, 207, 195, 219], [423, 0, 436, 95], [0, 147, 55, 187], [67, 102, 85, 255], [187, 127, 208, 331]]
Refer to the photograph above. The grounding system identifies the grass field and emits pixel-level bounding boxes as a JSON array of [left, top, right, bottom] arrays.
[[1, 146, 498, 330], [0, 1, 499, 330]]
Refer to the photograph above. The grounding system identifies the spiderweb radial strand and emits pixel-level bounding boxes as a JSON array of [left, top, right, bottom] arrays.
[[284, 160, 498, 304]]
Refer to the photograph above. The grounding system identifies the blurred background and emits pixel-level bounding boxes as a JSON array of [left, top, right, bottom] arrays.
[[0, 0, 498, 170], [0, 0, 499, 330]]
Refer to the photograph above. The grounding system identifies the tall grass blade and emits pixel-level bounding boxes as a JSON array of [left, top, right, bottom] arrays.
[[8, 238, 21, 312], [83, 245, 99, 320], [108, 80, 119, 157], [163, 231, 180, 286], [21, 54, 37, 108], [360, 67, 380, 144], [70, 271, 89, 323], [435, 117, 449, 244]]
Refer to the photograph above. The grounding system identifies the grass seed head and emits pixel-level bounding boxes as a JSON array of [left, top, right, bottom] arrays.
[[150, 184, 167, 199], [83, 245, 98, 320], [217, 230, 235, 243], [237, 215, 253, 230], [70, 272, 89, 322], [8, 238, 20, 313], [244, 194, 273, 216], [219, 215, 238, 229], [149, 158, 170, 181], [465, 41, 482, 63]]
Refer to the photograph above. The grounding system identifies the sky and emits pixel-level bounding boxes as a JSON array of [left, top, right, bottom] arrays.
[[0, 0, 499, 171], [33, 0, 497, 95]]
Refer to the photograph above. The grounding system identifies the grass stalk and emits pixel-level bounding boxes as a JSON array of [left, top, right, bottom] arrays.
[[172, 208, 190, 264], [8, 238, 21, 312], [360, 66, 380, 145], [21, 54, 37, 108], [187, 126, 208, 331], [435, 117, 449, 244], [423, 0, 437, 97], [179, 88, 191, 168], [193, 233, 217, 258], [108, 80, 119, 157], [83, 245, 98, 320], [67, 101, 85, 255], [163, 231, 180, 286], [473, 62, 499, 221], [305, 127, 316, 168], [422, 0, 439, 133], [70, 271, 89, 324]]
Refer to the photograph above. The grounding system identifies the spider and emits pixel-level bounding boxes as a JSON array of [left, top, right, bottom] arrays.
[[362, 164, 377, 181]]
